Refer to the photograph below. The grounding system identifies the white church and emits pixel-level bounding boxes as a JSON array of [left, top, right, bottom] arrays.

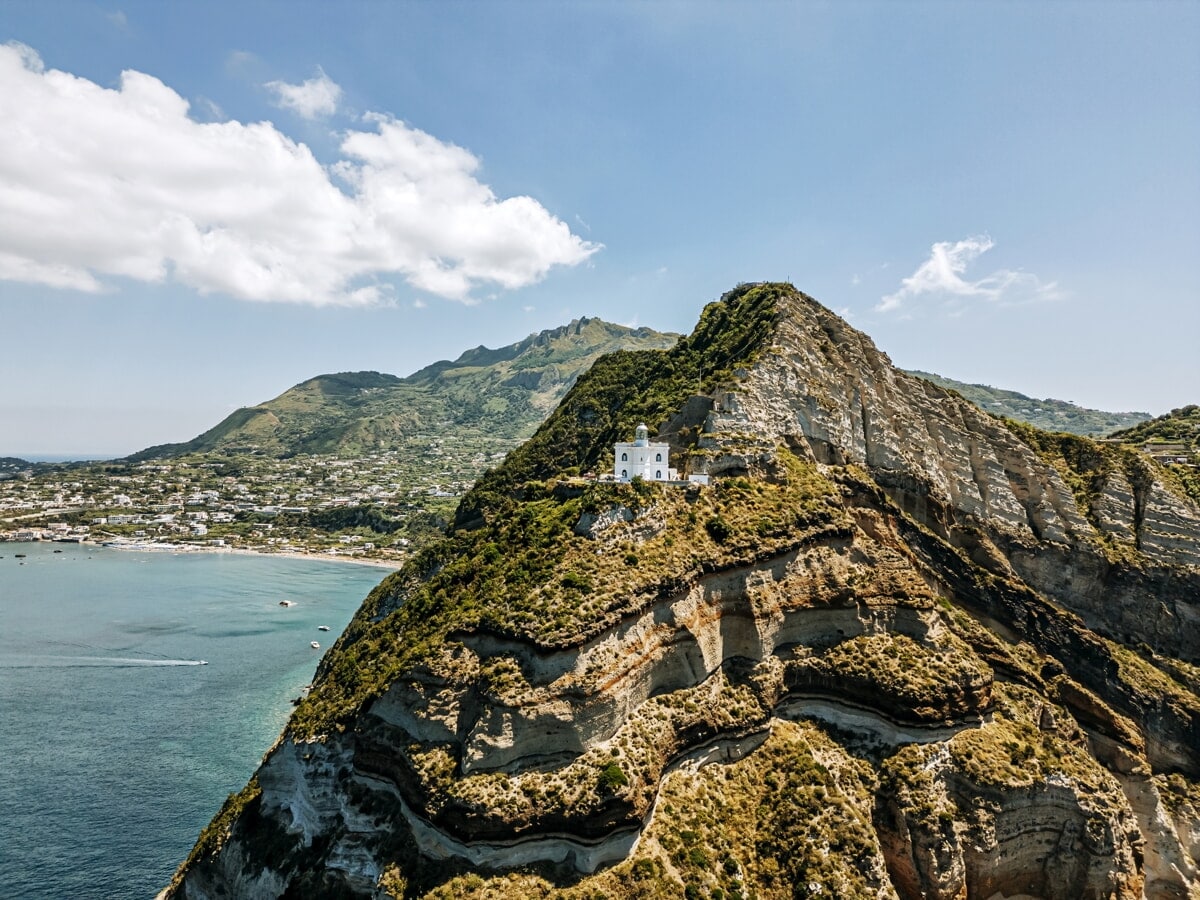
[[613, 424, 677, 482]]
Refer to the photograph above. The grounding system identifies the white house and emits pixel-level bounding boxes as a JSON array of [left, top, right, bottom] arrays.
[[613, 424, 677, 482]]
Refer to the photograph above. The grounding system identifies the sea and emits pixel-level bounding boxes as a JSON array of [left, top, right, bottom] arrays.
[[0, 541, 389, 900]]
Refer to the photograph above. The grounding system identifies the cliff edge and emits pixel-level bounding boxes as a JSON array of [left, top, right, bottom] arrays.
[[166, 283, 1200, 900]]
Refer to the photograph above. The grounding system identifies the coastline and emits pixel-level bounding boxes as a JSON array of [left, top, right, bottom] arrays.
[[3, 538, 402, 571]]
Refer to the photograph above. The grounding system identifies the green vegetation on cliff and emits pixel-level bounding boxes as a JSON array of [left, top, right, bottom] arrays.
[[1003, 417, 1200, 555], [293, 444, 843, 736], [1005, 419, 1154, 503], [419, 721, 888, 900], [460, 283, 781, 514], [1110, 405, 1200, 505]]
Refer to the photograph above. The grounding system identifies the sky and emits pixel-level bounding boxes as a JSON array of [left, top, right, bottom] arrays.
[[1, 1, 1197, 458]]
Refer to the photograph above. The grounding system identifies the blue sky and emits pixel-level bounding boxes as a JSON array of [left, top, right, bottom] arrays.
[[1, 1, 1197, 457]]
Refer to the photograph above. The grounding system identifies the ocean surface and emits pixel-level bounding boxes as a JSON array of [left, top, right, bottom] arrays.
[[0, 542, 389, 899]]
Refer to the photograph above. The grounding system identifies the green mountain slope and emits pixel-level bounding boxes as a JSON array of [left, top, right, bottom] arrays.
[[906, 370, 1150, 436], [1109, 404, 1200, 448], [128, 318, 680, 461]]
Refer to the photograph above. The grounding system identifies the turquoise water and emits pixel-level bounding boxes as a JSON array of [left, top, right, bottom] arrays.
[[0, 542, 388, 899]]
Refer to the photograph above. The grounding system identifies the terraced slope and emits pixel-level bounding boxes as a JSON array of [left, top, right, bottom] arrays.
[[165, 284, 1200, 900]]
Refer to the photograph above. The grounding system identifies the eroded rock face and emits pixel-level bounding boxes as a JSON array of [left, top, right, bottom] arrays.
[[698, 291, 1200, 662], [166, 284, 1200, 900]]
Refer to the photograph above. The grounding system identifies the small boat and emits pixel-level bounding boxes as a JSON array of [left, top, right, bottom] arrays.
[[279, 600, 294, 607], [15, 553, 26, 558], [310, 641, 321, 649], [318, 625, 330, 632]]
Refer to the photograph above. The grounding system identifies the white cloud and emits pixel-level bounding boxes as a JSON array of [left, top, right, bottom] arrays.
[[265, 66, 342, 119], [0, 43, 599, 306], [878, 235, 1059, 313]]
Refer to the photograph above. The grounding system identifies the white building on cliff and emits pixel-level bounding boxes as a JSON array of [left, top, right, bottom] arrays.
[[613, 424, 677, 482]]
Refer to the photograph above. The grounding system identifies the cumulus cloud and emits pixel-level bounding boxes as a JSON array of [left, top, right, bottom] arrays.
[[0, 43, 599, 305], [265, 66, 342, 119], [878, 235, 1059, 313]]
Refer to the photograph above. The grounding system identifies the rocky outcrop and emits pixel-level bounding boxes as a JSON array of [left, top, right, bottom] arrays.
[[166, 283, 1200, 899]]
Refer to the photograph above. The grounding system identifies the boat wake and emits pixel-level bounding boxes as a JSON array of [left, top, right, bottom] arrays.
[[4, 638, 210, 668], [1, 655, 208, 668]]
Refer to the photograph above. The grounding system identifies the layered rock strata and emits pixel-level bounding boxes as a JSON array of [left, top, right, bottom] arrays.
[[166, 283, 1200, 900]]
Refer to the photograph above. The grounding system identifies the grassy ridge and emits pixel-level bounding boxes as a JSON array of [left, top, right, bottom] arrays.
[[908, 370, 1149, 437]]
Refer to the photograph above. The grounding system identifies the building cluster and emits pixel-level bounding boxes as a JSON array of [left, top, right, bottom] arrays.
[[0, 438, 504, 559]]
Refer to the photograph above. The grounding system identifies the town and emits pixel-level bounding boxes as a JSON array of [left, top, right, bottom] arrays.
[[0, 434, 509, 564]]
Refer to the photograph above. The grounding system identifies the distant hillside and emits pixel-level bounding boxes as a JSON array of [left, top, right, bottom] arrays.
[[128, 318, 679, 461], [0, 457, 31, 479], [906, 370, 1150, 436], [1109, 404, 1200, 449]]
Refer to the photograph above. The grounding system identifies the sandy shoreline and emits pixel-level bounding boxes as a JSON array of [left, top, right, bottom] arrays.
[[6, 538, 402, 571]]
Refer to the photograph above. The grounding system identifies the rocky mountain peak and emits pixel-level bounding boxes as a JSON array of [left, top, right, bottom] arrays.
[[166, 283, 1200, 900]]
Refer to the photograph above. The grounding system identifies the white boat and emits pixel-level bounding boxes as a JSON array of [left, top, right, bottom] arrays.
[[318, 625, 330, 632], [279, 600, 294, 607], [310, 641, 321, 649]]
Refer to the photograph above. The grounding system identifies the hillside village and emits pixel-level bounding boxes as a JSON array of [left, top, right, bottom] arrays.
[[0, 426, 703, 560], [0, 436, 505, 563]]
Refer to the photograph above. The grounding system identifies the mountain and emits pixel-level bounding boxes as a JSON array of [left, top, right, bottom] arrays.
[[906, 370, 1151, 436], [128, 318, 680, 461], [165, 284, 1200, 900]]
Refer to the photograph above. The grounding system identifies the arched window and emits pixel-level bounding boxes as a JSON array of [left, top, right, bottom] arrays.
[[621, 469, 628, 479], [621, 452, 628, 461], [655, 453, 662, 462], [655, 470, 662, 479]]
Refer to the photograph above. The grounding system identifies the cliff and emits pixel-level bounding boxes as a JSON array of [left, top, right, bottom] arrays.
[[165, 283, 1200, 899]]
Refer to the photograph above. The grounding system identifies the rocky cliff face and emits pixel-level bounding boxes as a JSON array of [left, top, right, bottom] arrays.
[[165, 284, 1200, 900]]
